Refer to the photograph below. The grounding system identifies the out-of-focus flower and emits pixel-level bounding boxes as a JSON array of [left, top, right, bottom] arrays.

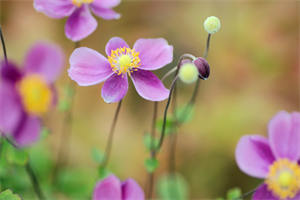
[[0, 43, 64, 147], [178, 63, 198, 84], [93, 175, 144, 200], [34, 0, 121, 41], [203, 16, 221, 34], [235, 111, 300, 200], [68, 37, 173, 103]]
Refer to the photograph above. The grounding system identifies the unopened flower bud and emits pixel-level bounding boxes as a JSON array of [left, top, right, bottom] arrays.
[[204, 16, 221, 34], [178, 63, 198, 84], [193, 57, 210, 80]]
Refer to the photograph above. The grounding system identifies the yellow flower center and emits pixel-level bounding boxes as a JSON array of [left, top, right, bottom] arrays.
[[72, 0, 94, 7], [18, 74, 52, 116], [266, 159, 300, 199], [107, 47, 141, 76]]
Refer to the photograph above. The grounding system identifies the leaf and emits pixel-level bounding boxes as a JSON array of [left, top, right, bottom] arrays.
[[6, 145, 28, 166], [175, 104, 194, 124], [98, 166, 110, 179], [227, 187, 242, 200], [157, 173, 189, 200], [156, 117, 175, 135], [144, 158, 159, 173], [0, 189, 21, 200], [143, 133, 159, 152], [91, 148, 106, 164]]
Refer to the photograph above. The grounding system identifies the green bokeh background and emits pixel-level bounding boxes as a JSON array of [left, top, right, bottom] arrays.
[[0, 0, 299, 199]]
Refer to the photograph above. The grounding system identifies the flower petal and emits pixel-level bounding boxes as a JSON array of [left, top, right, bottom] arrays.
[[13, 114, 41, 147], [24, 42, 64, 84], [133, 38, 173, 70], [91, 6, 120, 20], [68, 47, 113, 86], [0, 61, 22, 83], [91, 0, 121, 8], [101, 74, 128, 103], [65, 5, 97, 42], [235, 135, 275, 178], [252, 184, 277, 200], [122, 179, 145, 200], [105, 37, 129, 56], [93, 175, 122, 200], [0, 81, 22, 136], [34, 0, 75, 18], [131, 70, 169, 101], [268, 111, 300, 161]]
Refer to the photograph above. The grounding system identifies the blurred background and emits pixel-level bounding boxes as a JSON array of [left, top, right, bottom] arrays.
[[0, 0, 299, 199]]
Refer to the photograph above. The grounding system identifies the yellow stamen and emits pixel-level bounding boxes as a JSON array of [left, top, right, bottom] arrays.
[[266, 159, 300, 199], [107, 47, 141, 76], [18, 74, 52, 116], [72, 0, 94, 7]]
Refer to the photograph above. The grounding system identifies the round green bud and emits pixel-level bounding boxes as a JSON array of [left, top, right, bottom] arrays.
[[203, 16, 221, 34], [178, 63, 198, 84]]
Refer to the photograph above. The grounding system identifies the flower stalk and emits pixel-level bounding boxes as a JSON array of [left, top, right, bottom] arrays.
[[0, 26, 7, 63]]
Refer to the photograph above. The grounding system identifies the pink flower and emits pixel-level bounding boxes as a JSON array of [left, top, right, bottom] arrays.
[[34, 0, 121, 41], [68, 37, 173, 103]]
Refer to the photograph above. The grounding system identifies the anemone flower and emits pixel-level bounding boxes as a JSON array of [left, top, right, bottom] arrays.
[[0, 43, 64, 147], [93, 175, 144, 200], [235, 111, 300, 200], [68, 37, 173, 103], [34, 0, 121, 42]]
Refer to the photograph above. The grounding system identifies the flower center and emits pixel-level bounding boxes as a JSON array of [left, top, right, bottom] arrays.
[[266, 159, 300, 199], [72, 0, 94, 7], [18, 74, 52, 116], [107, 47, 141, 76]]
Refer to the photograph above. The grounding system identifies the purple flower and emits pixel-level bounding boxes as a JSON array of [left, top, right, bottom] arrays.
[[93, 175, 144, 200], [34, 0, 121, 42], [235, 111, 300, 200], [68, 37, 173, 103], [0, 43, 64, 147]]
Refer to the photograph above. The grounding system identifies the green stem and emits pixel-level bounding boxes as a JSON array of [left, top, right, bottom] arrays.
[[26, 162, 45, 200]]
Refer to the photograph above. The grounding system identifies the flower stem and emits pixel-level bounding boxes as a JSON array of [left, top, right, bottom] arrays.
[[0, 26, 7, 63], [26, 162, 45, 200], [234, 185, 261, 200], [101, 100, 123, 168]]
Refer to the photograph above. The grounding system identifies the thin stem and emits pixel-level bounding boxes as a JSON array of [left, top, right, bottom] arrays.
[[26, 163, 45, 200], [203, 34, 211, 59], [101, 100, 123, 168], [234, 185, 261, 200], [0, 26, 7, 63]]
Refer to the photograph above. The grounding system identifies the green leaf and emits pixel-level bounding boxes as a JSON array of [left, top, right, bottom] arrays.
[[6, 145, 28, 166], [0, 189, 21, 200], [91, 148, 106, 164], [227, 187, 242, 200], [143, 133, 159, 152], [156, 117, 175, 135], [98, 166, 110, 179], [157, 173, 189, 200], [144, 158, 159, 173], [175, 104, 194, 124]]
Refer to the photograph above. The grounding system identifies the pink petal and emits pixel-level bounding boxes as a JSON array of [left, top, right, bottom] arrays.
[[122, 179, 145, 200], [24, 42, 64, 84], [91, 0, 121, 8], [131, 70, 169, 101], [93, 175, 122, 200], [34, 0, 75, 18], [235, 135, 275, 178], [13, 114, 41, 147], [101, 74, 128, 103], [105, 37, 129, 56], [91, 6, 120, 20], [68, 47, 113, 86], [252, 184, 277, 200], [268, 111, 300, 161], [0, 81, 22, 136], [133, 38, 173, 70], [65, 5, 97, 42]]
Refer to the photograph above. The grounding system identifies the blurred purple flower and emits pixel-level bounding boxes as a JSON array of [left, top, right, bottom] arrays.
[[68, 37, 173, 103], [34, 0, 121, 42], [93, 175, 144, 200], [235, 111, 300, 200], [0, 43, 64, 147]]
